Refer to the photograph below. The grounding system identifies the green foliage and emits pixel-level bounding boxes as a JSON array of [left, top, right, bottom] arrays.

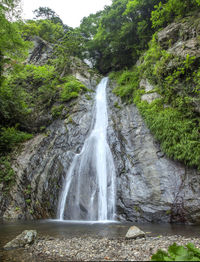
[[151, 0, 200, 29], [0, 64, 58, 129], [0, 155, 15, 185], [0, 63, 61, 155], [50, 29, 83, 76], [112, 69, 139, 101], [33, 7, 63, 25], [0, 126, 33, 152], [19, 6, 72, 42], [9, 64, 58, 105], [19, 19, 65, 43], [114, 101, 121, 109], [85, 94, 92, 100], [1, 0, 21, 16], [24, 184, 31, 195], [126, 26, 200, 170], [0, 79, 31, 127], [138, 103, 200, 168], [60, 76, 87, 102], [13, 64, 56, 85], [25, 199, 31, 204], [0, 1, 29, 86], [113, 56, 200, 169], [138, 37, 199, 116], [51, 105, 64, 118], [79, 0, 162, 73], [151, 242, 200, 261]]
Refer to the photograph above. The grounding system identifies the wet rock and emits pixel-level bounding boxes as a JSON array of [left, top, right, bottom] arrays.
[[107, 80, 200, 224], [125, 226, 145, 239], [4, 230, 37, 250], [2, 78, 97, 220]]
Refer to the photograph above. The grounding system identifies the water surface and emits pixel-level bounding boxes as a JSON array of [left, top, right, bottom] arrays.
[[1, 220, 200, 262]]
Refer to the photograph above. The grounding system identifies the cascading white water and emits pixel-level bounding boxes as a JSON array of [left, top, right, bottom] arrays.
[[57, 77, 116, 221]]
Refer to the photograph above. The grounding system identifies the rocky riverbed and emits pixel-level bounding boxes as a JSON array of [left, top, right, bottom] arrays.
[[27, 234, 200, 261]]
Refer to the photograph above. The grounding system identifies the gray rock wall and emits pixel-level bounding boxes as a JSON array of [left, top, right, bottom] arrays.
[[1, 77, 200, 224], [107, 80, 200, 224], [1, 85, 96, 220]]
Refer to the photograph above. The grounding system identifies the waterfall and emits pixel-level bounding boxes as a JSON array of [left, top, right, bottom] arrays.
[[57, 77, 116, 221]]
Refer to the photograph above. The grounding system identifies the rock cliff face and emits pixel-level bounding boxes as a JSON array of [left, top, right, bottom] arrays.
[[27, 36, 53, 65], [106, 16, 200, 224], [157, 17, 200, 58], [1, 78, 200, 223], [1, 86, 96, 219], [1, 18, 200, 223], [157, 15, 200, 114], [107, 81, 200, 224]]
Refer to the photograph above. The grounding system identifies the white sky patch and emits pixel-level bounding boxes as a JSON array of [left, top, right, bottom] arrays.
[[21, 0, 112, 28]]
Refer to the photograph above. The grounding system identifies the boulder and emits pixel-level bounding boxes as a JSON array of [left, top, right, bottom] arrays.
[[125, 226, 145, 239], [4, 230, 37, 250], [141, 93, 161, 103]]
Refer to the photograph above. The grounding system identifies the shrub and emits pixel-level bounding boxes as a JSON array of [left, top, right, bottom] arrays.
[[151, 0, 200, 29], [151, 242, 200, 261], [138, 103, 200, 168], [51, 105, 64, 118], [60, 76, 86, 102], [112, 68, 139, 101], [112, 58, 200, 170], [0, 156, 15, 185], [0, 126, 33, 152]]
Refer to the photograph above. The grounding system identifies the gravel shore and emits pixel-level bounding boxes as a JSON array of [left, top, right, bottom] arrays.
[[28, 234, 200, 261]]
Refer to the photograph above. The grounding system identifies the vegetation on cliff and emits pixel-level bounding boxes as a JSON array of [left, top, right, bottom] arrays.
[[108, 0, 200, 170], [0, 0, 200, 186], [0, 0, 91, 187]]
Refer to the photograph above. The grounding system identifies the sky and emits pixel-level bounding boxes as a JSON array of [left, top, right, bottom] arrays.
[[21, 0, 112, 28]]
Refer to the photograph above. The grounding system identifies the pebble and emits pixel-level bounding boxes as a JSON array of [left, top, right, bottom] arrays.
[[28, 235, 200, 261]]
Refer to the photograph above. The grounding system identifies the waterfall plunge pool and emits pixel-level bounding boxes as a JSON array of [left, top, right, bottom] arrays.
[[1, 219, 200, 248], [1, 220, 200, 261]]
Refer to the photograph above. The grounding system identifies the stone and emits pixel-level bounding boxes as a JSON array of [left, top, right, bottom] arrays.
[[140, 79, 162, 103], [125, 226, 145, 239], [140, 79, 154, 92], [4, 230, 37, 250], [141, 93, 161, 103]]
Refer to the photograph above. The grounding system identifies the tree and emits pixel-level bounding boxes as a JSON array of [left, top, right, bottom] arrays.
[[34, 7, 63, 25], [0, 0, 29, 85], [92, 0, 130, 73], [1, 0, 20, 13], [151, 0, 200, 29], [51, 29, 84, 76], [33, 7, 72, 33], [88, 0, 161, 73]]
